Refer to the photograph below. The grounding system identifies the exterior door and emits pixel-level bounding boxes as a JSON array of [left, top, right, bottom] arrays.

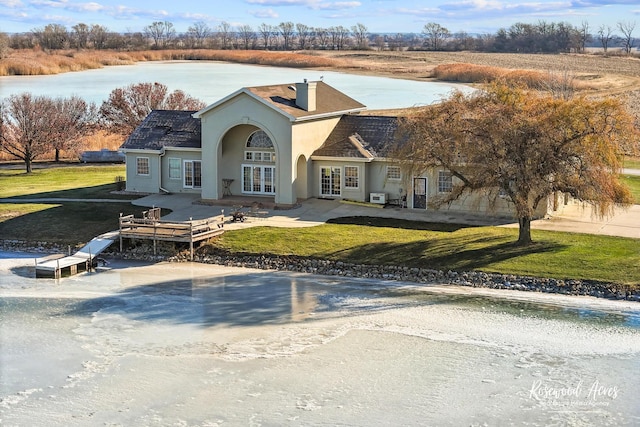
[[184, 160, 202, 189], [413, 177, 427, 209], [320, 167, 341, 197], [242, 165, 276, 195]]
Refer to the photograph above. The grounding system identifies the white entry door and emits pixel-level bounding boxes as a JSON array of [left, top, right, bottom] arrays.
[[242, 165, 275, 195]]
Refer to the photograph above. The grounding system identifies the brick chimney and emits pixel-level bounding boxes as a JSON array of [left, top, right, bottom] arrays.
[[295, 79, 317, 112]]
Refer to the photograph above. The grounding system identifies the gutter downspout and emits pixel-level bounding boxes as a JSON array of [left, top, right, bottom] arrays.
[[158, 147, 170, 194]]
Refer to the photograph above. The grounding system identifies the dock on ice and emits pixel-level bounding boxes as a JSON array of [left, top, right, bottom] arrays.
[[35, 232, 118, 279]]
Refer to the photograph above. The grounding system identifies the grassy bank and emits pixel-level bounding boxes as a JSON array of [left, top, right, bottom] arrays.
[[0, 164, 129, 198], [205, 218, 640, 286], [1, 165, 638, 286]]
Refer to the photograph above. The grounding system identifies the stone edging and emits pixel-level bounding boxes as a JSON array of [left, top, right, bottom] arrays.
[[3, 239, 638, 302]]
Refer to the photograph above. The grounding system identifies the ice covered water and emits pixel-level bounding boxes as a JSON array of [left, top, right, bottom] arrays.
[[1, 254, 639, 426]]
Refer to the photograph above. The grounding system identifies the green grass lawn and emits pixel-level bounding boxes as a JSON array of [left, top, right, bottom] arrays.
[[621, 174, 640, 204], [0, 202, 146, 246], [206, 217, 640, 285], [0, 165, 134, 199], [1, 165, 638, 286]]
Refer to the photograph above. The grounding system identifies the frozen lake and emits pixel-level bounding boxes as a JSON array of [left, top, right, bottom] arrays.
[[0, 61, 472, 109], [1, 253, 639, 426]]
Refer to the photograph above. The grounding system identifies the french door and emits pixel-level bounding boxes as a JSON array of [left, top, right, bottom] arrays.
[[320, 167, 341, 197], [242, 165, 275, 195], [184, 160, 201, 188]]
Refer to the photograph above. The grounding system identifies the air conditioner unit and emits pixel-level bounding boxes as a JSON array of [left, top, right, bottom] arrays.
[[370, 192, 387, 204]]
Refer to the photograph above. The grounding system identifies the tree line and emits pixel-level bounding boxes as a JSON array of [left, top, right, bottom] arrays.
[[0, 83, 206, 172], [0, 19, 636, 56]]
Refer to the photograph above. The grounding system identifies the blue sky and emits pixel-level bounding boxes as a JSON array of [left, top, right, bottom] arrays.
[[0, 0, 638, 34]]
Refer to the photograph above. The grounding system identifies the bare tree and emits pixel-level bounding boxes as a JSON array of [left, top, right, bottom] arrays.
[[279, 21, 295, 50], [186, 21, 211, 49], [99, 82, 206, 136], [296, 23, 311, 49], [0, 94, 56, 173], [617, 20, 636, 55], [49, 96, 97, 162], [32, 24, 69, 50], [237, 25, 256, 50], [144, 21, 176, 49], [90, 24, 109, 49], [351, 23, 369, 50], [328, 26, 350, 50], [316, 27, 330, 49], [597, 25, 613, 54], [258, 23, 275, 50], [72, 23, 90, 49], [577, 21, 591, 53], [217, 21, 232, 49], [422, 22, 450, 50]]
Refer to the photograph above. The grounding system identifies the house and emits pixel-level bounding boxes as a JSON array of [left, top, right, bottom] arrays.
[[120, 80, 547, 217]]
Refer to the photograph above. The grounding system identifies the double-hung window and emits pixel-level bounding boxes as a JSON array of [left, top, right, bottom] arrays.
[[168, 158, 181, 179]]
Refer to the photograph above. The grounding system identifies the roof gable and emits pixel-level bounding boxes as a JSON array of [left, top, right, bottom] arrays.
[[312, 115, 401, 159], [120, 110, 201, 151], [194, 81, 366, 121]]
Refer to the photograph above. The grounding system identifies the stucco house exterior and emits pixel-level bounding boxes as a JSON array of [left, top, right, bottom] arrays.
[[120, 80, 549, 217]]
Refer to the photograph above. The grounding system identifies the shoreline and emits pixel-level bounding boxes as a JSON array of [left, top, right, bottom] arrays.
[[3, 240, 638, 303]]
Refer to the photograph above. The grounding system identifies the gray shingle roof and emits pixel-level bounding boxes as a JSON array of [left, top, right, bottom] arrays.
[[246, 81, 366, 119], [312, 115, 401, 159], [120, 110, 201, 151]]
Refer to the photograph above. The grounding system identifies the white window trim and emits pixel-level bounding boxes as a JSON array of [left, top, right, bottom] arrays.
[[386, 165, 401, 181], [344, 165, 360, 189], [438, 170, 453, 193], [136, 157, 150, 176], [320, 166, 342, 197], [183, 160, 202, 189], [168, 157, 181, 180]]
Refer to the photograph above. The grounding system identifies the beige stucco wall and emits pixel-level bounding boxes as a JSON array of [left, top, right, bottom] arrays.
[[198, 94, 344, 205], [199, 95, 293, 203]]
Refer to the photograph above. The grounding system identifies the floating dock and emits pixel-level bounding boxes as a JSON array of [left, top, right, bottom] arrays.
[[35, 232, 117, 279]]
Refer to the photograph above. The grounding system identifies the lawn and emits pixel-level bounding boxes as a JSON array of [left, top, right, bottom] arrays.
[[0, 164, 132, 199], [1, 165, 638, 286], [207, 217, 640, 285], [621, 174, 640, 203]]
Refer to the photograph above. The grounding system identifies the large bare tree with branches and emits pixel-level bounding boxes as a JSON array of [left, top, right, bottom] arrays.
[[393, 84, 639, 245], [99, 82, 206, 136]]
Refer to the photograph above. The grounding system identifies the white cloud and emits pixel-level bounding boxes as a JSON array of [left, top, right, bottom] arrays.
[[250, 8, 279, 18]]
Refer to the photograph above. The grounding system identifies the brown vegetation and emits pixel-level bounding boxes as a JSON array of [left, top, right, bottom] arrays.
[[0, 49, 341, 76]]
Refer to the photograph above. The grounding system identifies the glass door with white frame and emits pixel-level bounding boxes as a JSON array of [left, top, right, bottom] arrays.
[[320, 167, 341, 197], [242, 165, 276, 195]]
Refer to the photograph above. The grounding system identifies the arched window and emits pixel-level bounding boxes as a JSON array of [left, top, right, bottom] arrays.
[[245, 130, 275, 163], [246, 130, 274, 148]]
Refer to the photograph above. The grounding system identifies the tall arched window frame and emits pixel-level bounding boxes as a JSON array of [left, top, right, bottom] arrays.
[[245, 130, 276, 163]]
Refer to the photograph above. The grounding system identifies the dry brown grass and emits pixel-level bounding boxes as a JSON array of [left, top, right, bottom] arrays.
[[0, 49, 340, 76], [0, 130, 124, 162]]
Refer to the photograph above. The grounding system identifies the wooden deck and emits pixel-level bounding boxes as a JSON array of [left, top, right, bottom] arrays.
[[119, 208, 225, 260]]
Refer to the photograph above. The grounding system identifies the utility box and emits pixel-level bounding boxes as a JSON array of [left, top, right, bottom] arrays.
[[370, 192, 387, 205]]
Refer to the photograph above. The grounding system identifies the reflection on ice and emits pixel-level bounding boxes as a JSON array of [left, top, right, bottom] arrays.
[[1, 255, 639, 426]]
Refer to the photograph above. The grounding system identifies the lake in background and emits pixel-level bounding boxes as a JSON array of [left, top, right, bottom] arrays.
[[0, 61, 472, 109]]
